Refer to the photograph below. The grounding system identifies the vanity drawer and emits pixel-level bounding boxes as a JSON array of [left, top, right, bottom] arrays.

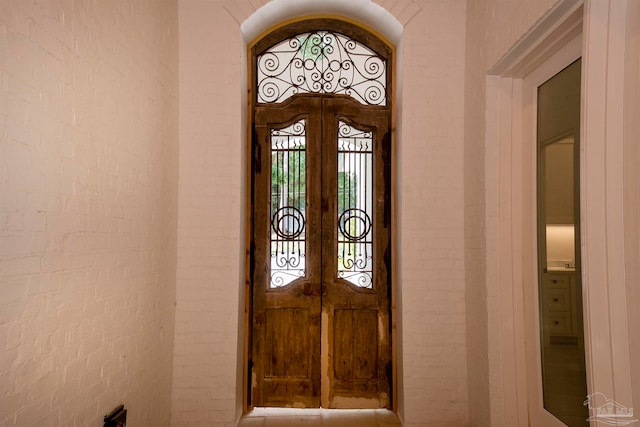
[[547, 313, 572, 335], [543, 274, 570, 289], [544, 288, 571, 312]]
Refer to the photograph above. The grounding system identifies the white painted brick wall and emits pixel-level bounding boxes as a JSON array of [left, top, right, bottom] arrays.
[[173, 1, 243, 426], [0, 0, 179, 426], [464, 1, 560, 426], [398, 1, 468, 426]]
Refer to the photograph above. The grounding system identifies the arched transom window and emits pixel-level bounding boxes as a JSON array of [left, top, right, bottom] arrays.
[[256, 29, 387, 105], [253, 19, 391, 106]]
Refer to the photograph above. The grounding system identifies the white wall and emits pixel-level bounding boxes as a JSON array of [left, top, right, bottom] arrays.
[[173, 1, 244, 425], [175, 0, 468, 426], [463, 1, 558, 426], [0, 0, 179, 426], [625, 1, 640, 417], [398, 1, 468, 425]]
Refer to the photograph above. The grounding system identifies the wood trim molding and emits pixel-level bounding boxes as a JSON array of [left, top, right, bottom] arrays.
[[581, 0, 634, 410], [488, 0, 583, 77]]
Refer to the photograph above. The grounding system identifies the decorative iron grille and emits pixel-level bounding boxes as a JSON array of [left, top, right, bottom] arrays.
[[270, 119, 307, 288], [337, 121, 373, 288], [257, 31, 387, 105]]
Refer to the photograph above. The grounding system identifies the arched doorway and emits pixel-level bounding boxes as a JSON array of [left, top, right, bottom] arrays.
[[248, 19, 393, 409]]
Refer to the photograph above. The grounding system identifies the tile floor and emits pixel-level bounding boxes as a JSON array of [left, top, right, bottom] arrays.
[[237, 408, 402, 427]]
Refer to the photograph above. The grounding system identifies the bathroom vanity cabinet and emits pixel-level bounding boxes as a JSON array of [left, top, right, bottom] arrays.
[[541, 271, 579, 345]]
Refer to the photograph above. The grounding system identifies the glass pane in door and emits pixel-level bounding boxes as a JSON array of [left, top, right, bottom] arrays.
[[270, 119, 307, 288], [336, 121, 374, 289], [537, 59, 588, 427]]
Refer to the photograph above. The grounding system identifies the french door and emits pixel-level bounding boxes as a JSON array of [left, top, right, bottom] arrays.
[[250, 94, 391, 408]]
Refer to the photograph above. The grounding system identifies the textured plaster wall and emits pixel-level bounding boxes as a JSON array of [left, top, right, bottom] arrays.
[[0, 0, 179, 425], [463, 1, 566, 426], [175, 0, 468, 426]]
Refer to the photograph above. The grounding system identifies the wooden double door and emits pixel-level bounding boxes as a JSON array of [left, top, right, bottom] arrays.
[[251, 95, 391, 408]]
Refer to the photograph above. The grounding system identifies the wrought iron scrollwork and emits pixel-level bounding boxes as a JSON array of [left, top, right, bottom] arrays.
[[338, 121, 372, 143], [257, 31, 387, 105], [272, 206, 305, 239], [338, 208, 372, 241], [272, 120, 305, 138]]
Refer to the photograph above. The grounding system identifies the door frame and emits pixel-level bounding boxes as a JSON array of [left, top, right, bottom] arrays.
[[243, 17, 397, 414], [487, 0, 635, 425]]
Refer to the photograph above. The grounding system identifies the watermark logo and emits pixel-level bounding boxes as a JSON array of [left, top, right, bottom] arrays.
[[584, 393, 638, 426]]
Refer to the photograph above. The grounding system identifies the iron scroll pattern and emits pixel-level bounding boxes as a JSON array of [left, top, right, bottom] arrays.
[[270, 120, 307, 288], [257, 31, 387, 106], [337, 121, 374, 288]]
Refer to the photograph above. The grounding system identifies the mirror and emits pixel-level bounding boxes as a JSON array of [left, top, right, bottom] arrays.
[[537, 59, 588, 426]]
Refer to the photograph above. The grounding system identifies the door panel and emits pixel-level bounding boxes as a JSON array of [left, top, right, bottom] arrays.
[[321, 98, 391, 408], [265, 308, 310, 379], [252, 97, 322, 407], [333, 309, 378, 382], [251, 95, 390, 408]]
